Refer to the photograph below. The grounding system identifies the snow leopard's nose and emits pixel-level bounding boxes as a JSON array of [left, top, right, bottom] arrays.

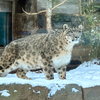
[[75, 36, 79, 38]]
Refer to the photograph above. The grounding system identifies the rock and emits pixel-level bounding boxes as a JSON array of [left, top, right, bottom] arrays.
[[1, 83, 100, 100], [83, 86, 100, 100], [0, 84, 50, 100], [0, 84, 82, 100], [52, 84, 82, 100]]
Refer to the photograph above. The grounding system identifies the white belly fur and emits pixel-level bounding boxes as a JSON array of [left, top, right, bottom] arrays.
[[53, 52, 71, 68]]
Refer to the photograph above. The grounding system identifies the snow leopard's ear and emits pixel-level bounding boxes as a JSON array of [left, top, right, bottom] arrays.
[[63, 24, 69, 30], [78, 25, 83, 30]]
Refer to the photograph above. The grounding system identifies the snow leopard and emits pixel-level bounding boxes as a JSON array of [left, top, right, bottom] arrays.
[[0, 24, 82, 80]]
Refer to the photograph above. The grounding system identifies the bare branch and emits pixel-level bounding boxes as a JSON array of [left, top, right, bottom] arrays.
[[22, 7, 38, 15], [51, 0, 67, 11], [22, 0, 67, 15]]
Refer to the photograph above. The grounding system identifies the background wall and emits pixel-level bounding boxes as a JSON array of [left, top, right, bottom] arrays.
[[12, 0, 100, 63], [12, 0, 82, 39]]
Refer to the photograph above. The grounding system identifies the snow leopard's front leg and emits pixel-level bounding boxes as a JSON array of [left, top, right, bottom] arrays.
[[41, 55, 54, 80], [41, 51, 54, 80], [55, 65, 66, 79], [42, 60, 54, 80]]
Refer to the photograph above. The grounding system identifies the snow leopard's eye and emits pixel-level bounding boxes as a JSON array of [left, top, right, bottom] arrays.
[[70, 30, 73, 33]]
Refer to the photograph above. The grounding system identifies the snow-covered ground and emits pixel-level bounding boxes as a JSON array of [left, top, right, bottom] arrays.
[[0, 59, 100, 98]]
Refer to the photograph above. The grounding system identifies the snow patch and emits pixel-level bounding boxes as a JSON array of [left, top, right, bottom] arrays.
[[72, 88, 79, 92], [33, 90, 35, 93], [91, 29, 94, 32], [0, 90, 10, 97], [29, 87, 31, 89], [33, 90, 40, 94], [37, 91, 41, 94], [14, 90, 17, 92]]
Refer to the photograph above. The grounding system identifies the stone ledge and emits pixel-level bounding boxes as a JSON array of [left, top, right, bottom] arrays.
[[83, 86, 100, 100], [0, 84, 100, 100]]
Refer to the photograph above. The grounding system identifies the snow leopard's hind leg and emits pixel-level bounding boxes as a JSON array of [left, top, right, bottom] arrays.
[[16, 69, 32, 80], [0, 56, 7, 77], [0, 55, 13, 77]]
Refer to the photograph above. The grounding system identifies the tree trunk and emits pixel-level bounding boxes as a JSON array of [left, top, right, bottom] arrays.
[[46, 0, 52, 33]]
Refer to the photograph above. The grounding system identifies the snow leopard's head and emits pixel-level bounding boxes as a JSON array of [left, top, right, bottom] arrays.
[[63, 24, 83, 45]]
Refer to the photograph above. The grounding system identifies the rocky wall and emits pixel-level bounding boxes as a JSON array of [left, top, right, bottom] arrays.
[[0, 84, 100, 100], [37, 0, 81, 15]]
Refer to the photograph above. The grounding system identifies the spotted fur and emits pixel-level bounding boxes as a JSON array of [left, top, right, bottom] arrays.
[[0, 24, 82, 80]]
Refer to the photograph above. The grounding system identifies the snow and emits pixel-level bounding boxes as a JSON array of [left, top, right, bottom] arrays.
[[33, 90, 35, 93], [72, 88, 79, 92], [0, 59, 100, 98], [33, 90, 41, 94], [0, 90, 10, 97], [29, 87, 31, 89], [14, 90, 17, 92], [91, 29, 94, 32], [37, 91, 41, 94], [94, 17, 96, 20]]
